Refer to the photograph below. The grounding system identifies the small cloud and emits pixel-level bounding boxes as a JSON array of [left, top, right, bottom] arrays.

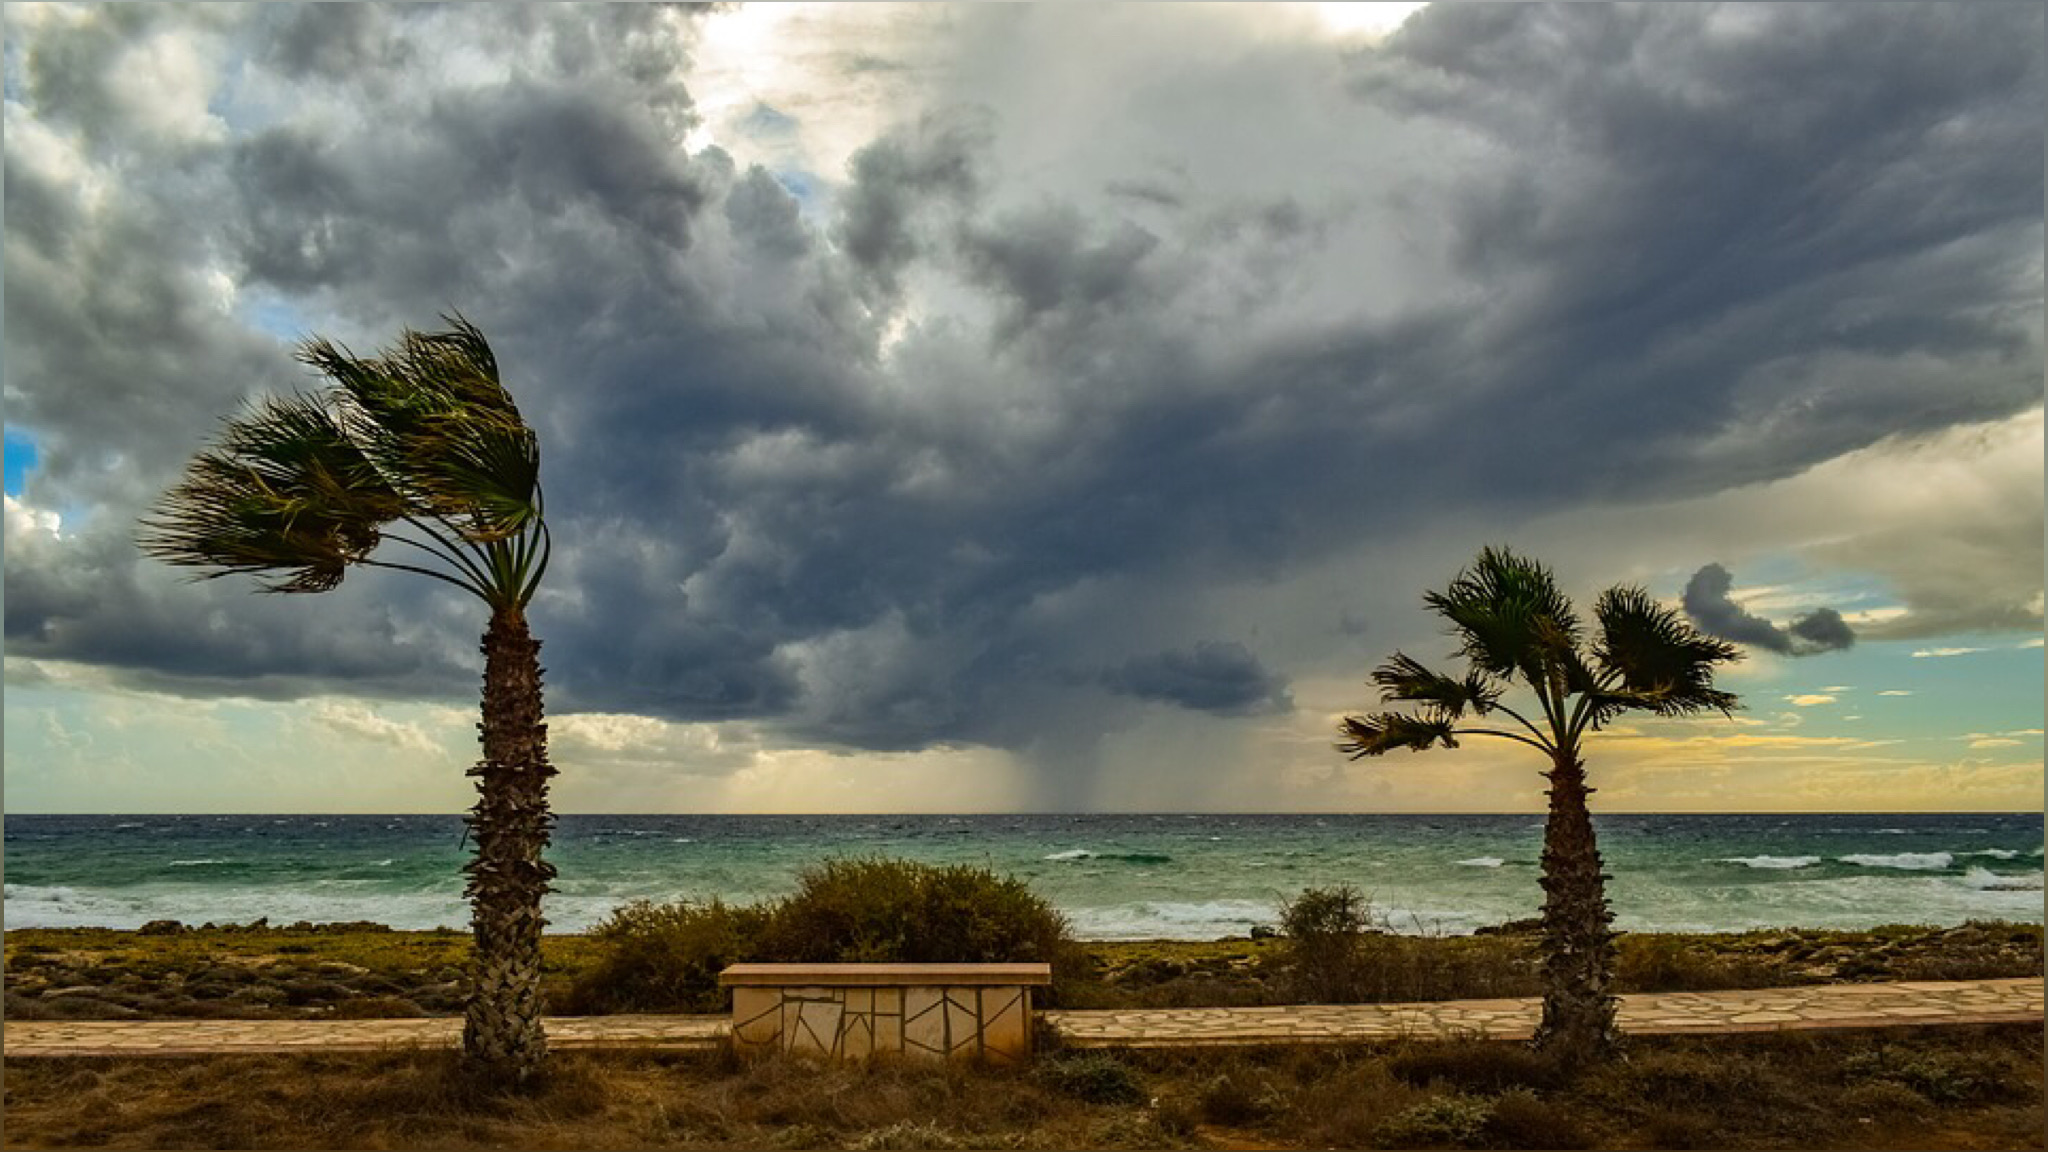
[[1819, 685, 1853, 693], [1682, 564, 1855, 656], [1784, 694, 1836, 707], [1876, 690, 1914, 697], [1969, 737, 2022, 749], [2019, 636, 2044, 649], [1842, 715, 1862, 721], [1912, 646, 1987, 658]]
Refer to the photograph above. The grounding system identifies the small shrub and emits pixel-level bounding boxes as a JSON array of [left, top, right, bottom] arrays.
[[1196, 1071, 1270, 1126], [1033, 1052, 1148, 1105], [1388, 1041, 1558, 1093], [1484, 1089, 1590, 1149], [1279, 886, 1375, 1002], [1836, 1080, 1932, 1119], [1841, 1046, 2021, 1104], [1372, 1092, 1493, 1149]]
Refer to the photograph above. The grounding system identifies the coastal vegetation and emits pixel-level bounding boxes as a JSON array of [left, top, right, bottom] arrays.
[[560, 858, 1083, 1014], [1338, 547, 1742, 1065], [7, 919, 2037, 1022], [138, 317, 559, 1083], [4, 1025, 2039, 1149]]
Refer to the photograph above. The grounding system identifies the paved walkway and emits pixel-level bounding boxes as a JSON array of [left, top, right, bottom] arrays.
[[1045, 977, 2044, 1048], [4, 979, 2038, 1058]]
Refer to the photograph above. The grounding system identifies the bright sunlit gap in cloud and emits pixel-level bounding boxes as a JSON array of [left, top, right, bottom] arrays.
[[1313, 2, 1429, 40]]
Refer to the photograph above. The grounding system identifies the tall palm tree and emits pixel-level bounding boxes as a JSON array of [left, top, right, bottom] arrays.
[[140, 315, 556, 1085], [1337, 546, 1740, 1067]]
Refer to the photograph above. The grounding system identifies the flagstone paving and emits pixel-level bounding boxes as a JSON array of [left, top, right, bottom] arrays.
[[4, 978, 2038, 1058]]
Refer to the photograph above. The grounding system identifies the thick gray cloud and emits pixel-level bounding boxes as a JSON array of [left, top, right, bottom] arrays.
[[1682, 564, 1856, 656], [3, 3, 2040, 806], [1102, 642, 1292, 717]]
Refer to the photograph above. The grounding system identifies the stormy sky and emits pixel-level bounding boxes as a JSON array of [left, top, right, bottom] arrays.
[[4, 2, 2042, 814]]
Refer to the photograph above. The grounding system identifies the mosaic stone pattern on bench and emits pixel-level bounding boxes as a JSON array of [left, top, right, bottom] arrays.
[[730, 984, 1033, 1062]]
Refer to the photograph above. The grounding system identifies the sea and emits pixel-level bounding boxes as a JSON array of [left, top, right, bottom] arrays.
[[3, 813, 2041, 940]]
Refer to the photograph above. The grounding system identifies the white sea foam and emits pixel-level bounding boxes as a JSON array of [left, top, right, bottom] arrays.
[[1839, 852, 1953, 870], [1718, 855, 1823, 870], [1962, 849, 2021, 860], [1044, 849, 1093, 861], [1454, 857, 1506, 867], [167, 859, 232, 867], [1960, 866, 2044, 891], [1064, 899, 1278, 940]]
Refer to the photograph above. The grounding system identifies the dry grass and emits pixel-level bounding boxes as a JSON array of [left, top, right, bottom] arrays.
[[3, 1023, 2041, 1150]]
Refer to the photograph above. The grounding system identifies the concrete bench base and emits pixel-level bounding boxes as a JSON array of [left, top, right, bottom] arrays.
[[720, 963, 1052, 1063]]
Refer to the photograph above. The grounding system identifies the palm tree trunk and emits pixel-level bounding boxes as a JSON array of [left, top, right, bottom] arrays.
[[461, 606, 557, 1084], [1533, 748, 1620, 1067]]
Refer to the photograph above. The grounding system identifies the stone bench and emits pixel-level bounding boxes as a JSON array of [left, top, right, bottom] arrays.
[[719, 962, 1053, 1063]]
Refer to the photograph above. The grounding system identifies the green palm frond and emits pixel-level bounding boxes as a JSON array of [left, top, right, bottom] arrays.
[[1337, 711, 1459, 758], [1590, 585, 1742, 725], [1424, 545, 1582, 686], [144, 316, 549, 611], [1372, 652, 1501, 719], [300, 314, 540, 544], [139, 395, 397, 593]]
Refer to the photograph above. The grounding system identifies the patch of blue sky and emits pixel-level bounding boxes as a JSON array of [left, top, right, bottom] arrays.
[[4, 427, 39, 496], [4, 40, 24, 104], [1771, 637, 2046, 749], [239, 294, 314, 342]]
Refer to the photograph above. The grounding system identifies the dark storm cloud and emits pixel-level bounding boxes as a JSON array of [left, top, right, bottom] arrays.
[[1102, 642, 1293, 717], [1682, 564, 1856, 656], [3, 3, 2038, 804], [831, 110, 990, 302], [1349, 2, 2043, 496]]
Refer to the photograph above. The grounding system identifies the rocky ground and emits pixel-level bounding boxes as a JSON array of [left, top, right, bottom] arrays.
[[5, 920, 2038, 1022]]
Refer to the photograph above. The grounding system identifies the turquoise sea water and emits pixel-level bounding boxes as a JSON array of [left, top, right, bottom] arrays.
[[4, 813, 2041, 939]]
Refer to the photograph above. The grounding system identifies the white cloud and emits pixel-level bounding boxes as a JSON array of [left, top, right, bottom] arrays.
[[1912, 646, 1988, 658], [1784, 694, 1837, 706], [1876, 689, 1914, 696]]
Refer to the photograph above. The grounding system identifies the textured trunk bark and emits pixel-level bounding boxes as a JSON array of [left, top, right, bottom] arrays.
[[461, 607, 557, 1085], [1533, 748, 1620, 1068]]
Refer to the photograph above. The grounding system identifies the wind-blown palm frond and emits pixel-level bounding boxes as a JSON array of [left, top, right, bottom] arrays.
[[300, 313, 540, 544], [1424, 546, 1582, 686], [1589, 585, 1741, 726], [143, 316, 547, 610], [1372, 652, 1501, 719], [1337, 711, 1459, 758], [139, 395, 399, 593]]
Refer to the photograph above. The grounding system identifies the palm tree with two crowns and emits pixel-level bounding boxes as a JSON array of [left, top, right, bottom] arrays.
[[1338, 546, 1740, 1067], [141, 316, 557, 1084]]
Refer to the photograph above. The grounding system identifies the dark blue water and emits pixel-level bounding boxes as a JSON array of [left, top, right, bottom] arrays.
[[4, 812, 2040, 938]]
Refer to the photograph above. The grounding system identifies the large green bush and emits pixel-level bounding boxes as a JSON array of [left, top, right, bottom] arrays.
[[566, 857, 1083, 1013], [758, 858, 1077, 971], [564, 897, 772, 1014]]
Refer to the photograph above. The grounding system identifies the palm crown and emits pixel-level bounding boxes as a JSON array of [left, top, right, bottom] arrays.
[[139, 315, 549, 611], [1339, 547, 1740, 761]]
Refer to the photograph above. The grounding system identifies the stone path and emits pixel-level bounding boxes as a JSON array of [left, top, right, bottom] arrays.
[[1044, 977, 2044, 1048], [4, 979, 2038, 1058]]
